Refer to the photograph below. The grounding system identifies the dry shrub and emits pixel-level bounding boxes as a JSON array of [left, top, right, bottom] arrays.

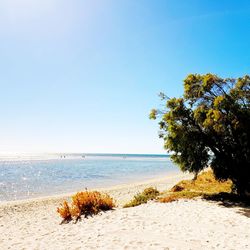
[[171, 184, 184, 192], [143, 187, 160, 197], [160, 191, 203, 203], [160, 170, 232, 203], [124, 187, 160, 208], [57, 201, 72, 222], [57, 191, 115, 223], [172, 170, 232, 193]]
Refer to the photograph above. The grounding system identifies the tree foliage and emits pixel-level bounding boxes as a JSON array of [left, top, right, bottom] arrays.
[[150, 74, 250, 195]]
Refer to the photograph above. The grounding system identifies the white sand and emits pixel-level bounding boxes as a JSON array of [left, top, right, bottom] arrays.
[[0, 172, 249, 250]]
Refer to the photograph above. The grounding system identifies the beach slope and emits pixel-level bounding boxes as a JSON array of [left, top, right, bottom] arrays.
[[0, 172, 249, 250]]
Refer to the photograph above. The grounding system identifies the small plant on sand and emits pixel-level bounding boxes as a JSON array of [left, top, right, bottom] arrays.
[[159, 170, 232, 203], [57, 201, 72, 221], [123, 187, 160, 208], [57, 191, 115, 223]]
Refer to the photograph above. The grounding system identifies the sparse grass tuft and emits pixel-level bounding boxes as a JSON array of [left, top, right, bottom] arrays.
[[159, 170, 232, 203], [57, 191, 115, 223], [123, 187, 160, 208]]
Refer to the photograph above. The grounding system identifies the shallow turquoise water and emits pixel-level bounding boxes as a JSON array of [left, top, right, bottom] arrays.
[[0, 154, 178, 201]]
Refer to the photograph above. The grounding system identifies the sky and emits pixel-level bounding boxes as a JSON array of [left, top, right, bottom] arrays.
[[0, 0, 250, 154]]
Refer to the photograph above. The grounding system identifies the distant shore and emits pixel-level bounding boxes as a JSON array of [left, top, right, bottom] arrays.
[[1, 171, 249, 250]]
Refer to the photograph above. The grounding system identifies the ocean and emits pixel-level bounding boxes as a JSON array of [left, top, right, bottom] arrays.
[[0, 153, 179, 202]]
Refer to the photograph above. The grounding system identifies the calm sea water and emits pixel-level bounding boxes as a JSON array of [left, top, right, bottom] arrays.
[[0, 153, 178, 202]]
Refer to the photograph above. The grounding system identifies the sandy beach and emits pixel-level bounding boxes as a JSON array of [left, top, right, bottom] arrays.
[[0, 172, 249, 250]]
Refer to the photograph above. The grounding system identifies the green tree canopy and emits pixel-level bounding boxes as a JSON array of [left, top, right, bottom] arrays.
[[150, 74, 250, 195]]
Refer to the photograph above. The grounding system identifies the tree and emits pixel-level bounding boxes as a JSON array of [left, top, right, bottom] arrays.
[[150, 74, 250, 195]]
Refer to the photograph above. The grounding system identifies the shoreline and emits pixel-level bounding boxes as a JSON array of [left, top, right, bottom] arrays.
[[0, 154, 177, 204], [0, 171, 192, 208]]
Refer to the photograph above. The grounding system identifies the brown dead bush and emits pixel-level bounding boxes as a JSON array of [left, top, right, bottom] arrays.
[[57, 191, 115, 223]]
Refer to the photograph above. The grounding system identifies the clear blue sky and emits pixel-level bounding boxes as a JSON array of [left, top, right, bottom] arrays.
[[0, 0, 250, 154]]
